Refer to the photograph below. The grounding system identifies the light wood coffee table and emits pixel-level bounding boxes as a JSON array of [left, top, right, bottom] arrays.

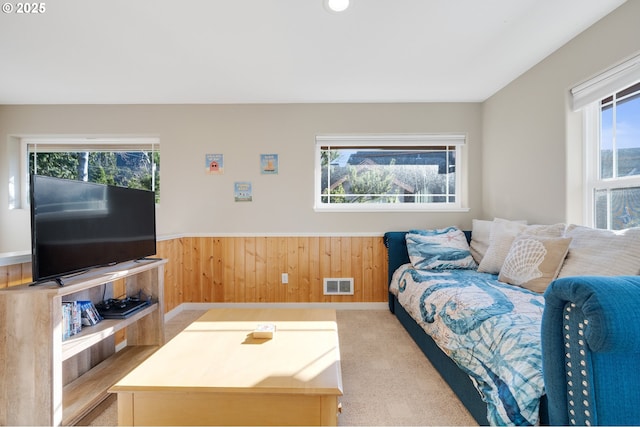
[[110, 308, 343, 426]]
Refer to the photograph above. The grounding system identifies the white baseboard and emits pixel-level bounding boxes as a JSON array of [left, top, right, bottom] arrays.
[[164, 301, 387, 322]]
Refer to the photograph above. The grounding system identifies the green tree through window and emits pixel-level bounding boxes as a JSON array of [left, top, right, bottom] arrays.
[[315, 134, 465, 211], [27, 139, 160, 202]]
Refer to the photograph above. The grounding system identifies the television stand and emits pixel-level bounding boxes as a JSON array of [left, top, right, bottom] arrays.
[[0, 258, 166, 426]]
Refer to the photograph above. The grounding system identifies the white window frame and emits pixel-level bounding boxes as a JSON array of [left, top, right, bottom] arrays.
[[572, 51, 640, 229], [18, 136, 160, 208], [314, 133, 467, 212]]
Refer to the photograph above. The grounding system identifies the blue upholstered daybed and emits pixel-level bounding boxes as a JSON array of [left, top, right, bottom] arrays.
[[384, 229, 550, 426], [385, 223, 640, 426]]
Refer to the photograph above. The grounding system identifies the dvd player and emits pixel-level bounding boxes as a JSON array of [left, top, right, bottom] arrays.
[[96, 299, 150, 319]]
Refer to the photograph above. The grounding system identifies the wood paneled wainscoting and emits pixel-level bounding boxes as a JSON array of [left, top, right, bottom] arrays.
[[1, 235, 389, 313], [156, 235, 389, 312], [0, 261, 31, 288]]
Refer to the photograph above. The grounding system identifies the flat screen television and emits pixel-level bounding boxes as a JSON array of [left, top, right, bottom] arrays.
[[30, 175, 157, 284]]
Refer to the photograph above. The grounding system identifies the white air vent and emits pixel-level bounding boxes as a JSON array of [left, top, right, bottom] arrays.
[[323, 278, 354, 295]]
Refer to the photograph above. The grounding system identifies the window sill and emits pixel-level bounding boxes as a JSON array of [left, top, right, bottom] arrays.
[[0, 251, 31, 267], [314, 205, 470, 213]]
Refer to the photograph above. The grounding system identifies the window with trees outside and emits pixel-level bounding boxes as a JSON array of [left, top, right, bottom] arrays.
[[315, 134, 466, 211], [24, 137, 160, 203]]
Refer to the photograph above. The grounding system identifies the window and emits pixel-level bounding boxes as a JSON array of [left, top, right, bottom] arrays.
[[315, 134, 466, 211], [22, 137, 160, 205], [590, 83, 640, 230], [573, 53, 640, 230]]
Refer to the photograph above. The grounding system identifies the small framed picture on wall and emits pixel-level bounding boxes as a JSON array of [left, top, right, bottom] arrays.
[[206, 154, 224, 175], [260, 154, 278, 175], [234, 181, 253, 202]]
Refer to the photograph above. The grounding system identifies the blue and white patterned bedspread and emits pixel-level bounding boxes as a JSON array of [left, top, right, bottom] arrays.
[[390, 263, 545, 426]]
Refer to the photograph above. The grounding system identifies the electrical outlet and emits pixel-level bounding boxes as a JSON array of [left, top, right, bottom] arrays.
[[281, 273, 288, 284]]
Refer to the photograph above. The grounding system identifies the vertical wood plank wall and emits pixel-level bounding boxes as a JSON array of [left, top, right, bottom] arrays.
[[1, 236, 389, 313], [0, 262, 31, 288]]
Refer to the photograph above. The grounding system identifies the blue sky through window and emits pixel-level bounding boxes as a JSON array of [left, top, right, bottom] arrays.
[[601, 89, 640, 150], [600, 87, 640, 180]]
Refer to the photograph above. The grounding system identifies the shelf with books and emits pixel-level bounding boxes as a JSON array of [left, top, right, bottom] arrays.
[[61, 302, 159, 361], [0, 258, 166, 427]]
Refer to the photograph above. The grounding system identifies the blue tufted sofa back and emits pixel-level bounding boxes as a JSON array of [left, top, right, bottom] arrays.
[[542, 275, 640, 426]]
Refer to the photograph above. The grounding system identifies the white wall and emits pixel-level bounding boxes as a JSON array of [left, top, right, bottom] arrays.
[[482, 0, 640, 225], [4, 2, 638, 254], [0, 103, 483, 253]]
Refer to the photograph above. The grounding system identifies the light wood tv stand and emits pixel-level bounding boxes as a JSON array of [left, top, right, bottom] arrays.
[[0, 258, 166, 426]]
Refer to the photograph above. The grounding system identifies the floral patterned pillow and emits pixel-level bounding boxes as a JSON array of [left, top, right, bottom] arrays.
[[406, 227, 477, 270]]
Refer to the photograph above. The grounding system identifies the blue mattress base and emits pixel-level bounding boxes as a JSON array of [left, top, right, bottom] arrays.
[[390, 293, 549, 426]]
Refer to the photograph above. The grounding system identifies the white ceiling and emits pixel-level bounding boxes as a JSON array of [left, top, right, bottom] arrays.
[[0, 0, 627, 105]]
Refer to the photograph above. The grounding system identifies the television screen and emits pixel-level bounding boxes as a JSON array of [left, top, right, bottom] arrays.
[[30, 175, 157, 283]]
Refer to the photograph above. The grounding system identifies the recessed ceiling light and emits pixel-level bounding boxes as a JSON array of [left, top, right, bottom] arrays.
[[325, 0, 350, 13]]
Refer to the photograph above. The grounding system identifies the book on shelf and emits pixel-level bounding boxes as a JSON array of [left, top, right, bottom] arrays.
[[61, 301, 82, 340], [61, 300, 103, 340], [77, 300, 103, 326]]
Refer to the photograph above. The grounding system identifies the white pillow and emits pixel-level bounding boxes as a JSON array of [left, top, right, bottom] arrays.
[[522, 223, 566, 237], [477, 218, 527, 274], [557, 225, 640, 277], [469, 219, 492, 264]]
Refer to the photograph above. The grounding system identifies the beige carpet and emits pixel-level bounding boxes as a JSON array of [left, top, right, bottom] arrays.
[[82, 309, 478, 426]]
